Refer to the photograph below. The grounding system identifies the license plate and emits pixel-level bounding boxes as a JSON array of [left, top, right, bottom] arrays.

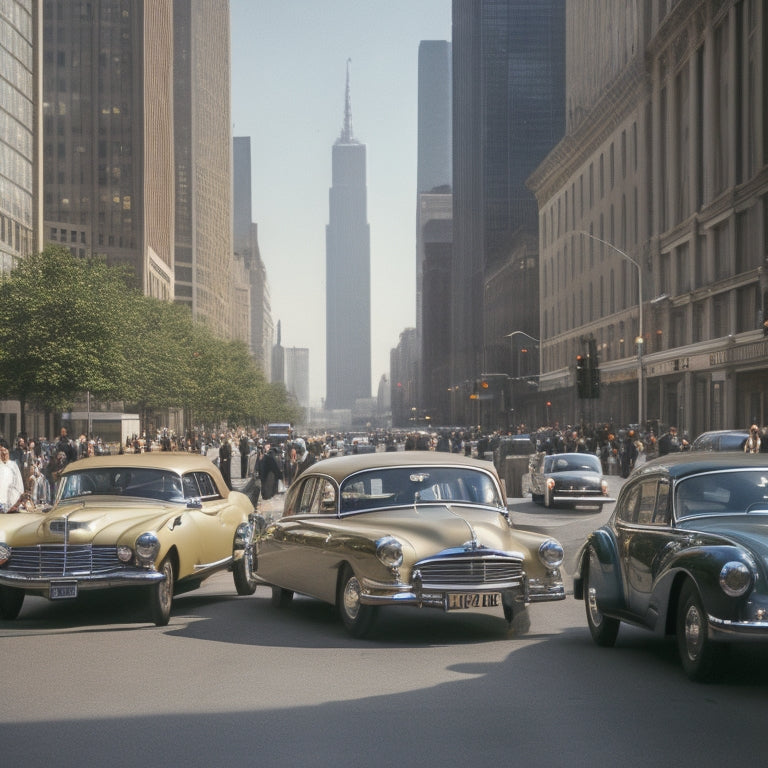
[[447, 592, 501, 610], [50, 582, 78, 600]]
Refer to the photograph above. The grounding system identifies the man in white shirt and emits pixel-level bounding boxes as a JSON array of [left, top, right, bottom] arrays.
[[0, 444, 25, 512]]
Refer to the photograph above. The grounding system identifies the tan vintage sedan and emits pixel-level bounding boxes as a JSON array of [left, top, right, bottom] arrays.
[[254, 451, 566, 637], [0, 453, 258, 626]]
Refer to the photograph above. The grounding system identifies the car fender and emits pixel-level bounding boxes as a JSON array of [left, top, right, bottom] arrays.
[[655, 544, 757, 624], [573, 528, 624, 613]]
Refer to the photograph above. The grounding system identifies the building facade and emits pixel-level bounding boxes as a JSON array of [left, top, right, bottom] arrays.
[[451, 0, 565, 424], [325, 62, 371, 410], [528, 0, 768, 436], [416, 40, 452, 421], [173, 0, 234, 338], [42, 0, 175, 298], [0, 0, 42, 440]]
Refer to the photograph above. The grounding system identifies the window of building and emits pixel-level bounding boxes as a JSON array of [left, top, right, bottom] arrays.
[[736, 285, 759, 334], [712, 293, 729, 338], [714, 222, 730, 280], [676, 242, 690, 293], [692, 301, 706, 343], [599, 153, 604, 198]]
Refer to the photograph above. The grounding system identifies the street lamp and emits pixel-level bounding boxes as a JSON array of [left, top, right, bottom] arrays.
[[506, 331, 540, 379], [579, 232, 643, 428]]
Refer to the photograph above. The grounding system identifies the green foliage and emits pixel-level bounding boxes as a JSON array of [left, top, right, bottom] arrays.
[[0, 246, 297, 426]]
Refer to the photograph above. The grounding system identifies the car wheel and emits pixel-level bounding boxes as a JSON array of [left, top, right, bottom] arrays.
[[271, 586, 294, 608], [233, 544, 258, 596], [531, 492, 543, 505], [584, 550, 620, 647], [503, 600, 531, 635], [676, 581, 726, 682], [0, 586, 24, 620], [337, 565, 378, 638], [149, 556, 174, 627]]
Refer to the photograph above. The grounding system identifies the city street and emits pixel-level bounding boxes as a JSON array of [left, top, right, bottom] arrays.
[[3, 479, 768, 767]]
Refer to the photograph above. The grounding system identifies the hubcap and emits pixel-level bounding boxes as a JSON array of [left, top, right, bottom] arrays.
[[587, 585, 603, 627], [684, 603, 703, 660], [343, 577, 361, 620], [159, 563, 173, 611]]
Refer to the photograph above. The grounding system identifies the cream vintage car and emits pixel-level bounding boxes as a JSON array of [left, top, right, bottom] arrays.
[[0, 453, 258, 626], [254, 451, 566, 637]]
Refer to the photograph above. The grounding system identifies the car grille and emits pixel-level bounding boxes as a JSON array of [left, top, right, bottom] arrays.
[[6, 545, 124, 578], [415, 555, 523, 588]]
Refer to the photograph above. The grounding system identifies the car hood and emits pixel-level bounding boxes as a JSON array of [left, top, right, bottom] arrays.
[[678, 515, 768, 563], [315, 504, 543, 558], [0, 498, 182, 547]]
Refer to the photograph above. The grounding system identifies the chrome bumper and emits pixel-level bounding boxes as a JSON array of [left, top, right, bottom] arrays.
[[0, 568, 166, 595], [708, 614, 768, 641], [359, 574, 565, 609]]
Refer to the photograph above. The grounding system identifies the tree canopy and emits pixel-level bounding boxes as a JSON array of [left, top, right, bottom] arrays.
[[0, 246, 301, 432]]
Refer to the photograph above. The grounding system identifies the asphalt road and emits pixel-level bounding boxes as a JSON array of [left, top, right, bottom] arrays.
[[3, 474, 768, 767]]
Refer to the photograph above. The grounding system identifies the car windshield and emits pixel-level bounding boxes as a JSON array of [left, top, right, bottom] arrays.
[[676, 470, 768, 518], [338, 466, 503, 512], [546, 455, 601, 473], [58, 467, 185, 502]]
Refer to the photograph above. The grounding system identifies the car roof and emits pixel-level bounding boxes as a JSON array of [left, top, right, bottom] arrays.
[[632, 451, 767, 481], [304, 451, 501, 483], [60, 452, 221, 476]]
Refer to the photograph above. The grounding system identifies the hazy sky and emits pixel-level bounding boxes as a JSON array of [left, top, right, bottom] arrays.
[[230, 0, 451, 407]]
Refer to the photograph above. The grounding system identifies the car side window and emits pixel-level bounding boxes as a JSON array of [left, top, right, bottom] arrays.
[[183, 472, 220, 500], [636, 481, 658, 524], [616, 483, 641, 523], [652, 480, 672, 525], [298, 478, 318, 514]]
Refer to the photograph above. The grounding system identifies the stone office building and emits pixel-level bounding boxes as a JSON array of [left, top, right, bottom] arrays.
[[528, 0, 768, 436]]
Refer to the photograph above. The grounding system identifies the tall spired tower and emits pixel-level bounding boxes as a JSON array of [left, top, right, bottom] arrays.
[[325, 61, 371, 410]]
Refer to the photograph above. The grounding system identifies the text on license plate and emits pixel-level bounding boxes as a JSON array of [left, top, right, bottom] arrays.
[[50, 582, 78, 600], [447, 592, 501, 610]]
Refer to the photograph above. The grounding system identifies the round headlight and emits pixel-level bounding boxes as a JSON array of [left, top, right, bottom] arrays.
[[376, 536, 403, 568], [538, 539, 564, 569], [135, 532, 160, 563], [719, 561, 752, 597], [116, 545, 133, 563], [0, 543, 11, 565], [546, 478, 555, 491]]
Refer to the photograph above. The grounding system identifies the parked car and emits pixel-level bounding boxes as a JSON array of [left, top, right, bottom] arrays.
[[0, 453, 258, 626], [528, 452, 614, 508], [573, 452, 768, 680], [253, 451, 566, 637], [690, 429, 749, 452]]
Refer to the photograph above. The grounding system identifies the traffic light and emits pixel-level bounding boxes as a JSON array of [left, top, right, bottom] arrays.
[[586, 337, 600, 399], [576, 355, 588, 398], [589, 360, 600, 398]]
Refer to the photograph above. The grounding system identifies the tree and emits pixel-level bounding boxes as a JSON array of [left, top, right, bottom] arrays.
[[0, 246, 135, 432]]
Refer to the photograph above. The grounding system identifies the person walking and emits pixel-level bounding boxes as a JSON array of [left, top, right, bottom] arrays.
[[745, 425, 762, 454], [0, 444, 25, 513], [239, 433, 250, 478], [658, 426, 682, 456], [218, 434, 232, 489]]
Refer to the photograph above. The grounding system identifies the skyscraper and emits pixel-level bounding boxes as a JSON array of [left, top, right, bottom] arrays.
[[42, 0, 175, 299], [173, 0, 234, 339], [1, 0, 38, 275], [416, 40, 452, 419], [325, 61, 371, 410], [451, 0, 565, 410]]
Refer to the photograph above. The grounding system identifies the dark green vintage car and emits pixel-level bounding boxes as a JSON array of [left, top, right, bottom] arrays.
[[574, 452, 768, 681]]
